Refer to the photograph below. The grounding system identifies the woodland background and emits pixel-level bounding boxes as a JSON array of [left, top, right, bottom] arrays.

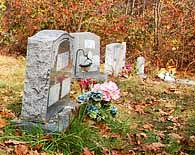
[[0, 0, 194, 71]]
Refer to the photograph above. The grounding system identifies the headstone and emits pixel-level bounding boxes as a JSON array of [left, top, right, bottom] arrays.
[[20, 30, 78, 132], [105, 42, 126, 76], [70, 32, 104, 80], [136, 56, 147, 79]]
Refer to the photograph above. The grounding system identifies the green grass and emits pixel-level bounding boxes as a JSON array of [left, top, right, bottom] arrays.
[[0, 105, 131, 154], [1, 55, 195, 154]]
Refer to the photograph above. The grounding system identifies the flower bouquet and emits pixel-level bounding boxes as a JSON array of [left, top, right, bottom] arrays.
[[77, 81, 120, 121]]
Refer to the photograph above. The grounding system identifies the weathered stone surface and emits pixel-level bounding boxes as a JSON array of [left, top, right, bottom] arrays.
[[21, 30, 77, 132], [136, 56, 147, 79], [70, 32, 101, 78], [105, 42, 126, 76]]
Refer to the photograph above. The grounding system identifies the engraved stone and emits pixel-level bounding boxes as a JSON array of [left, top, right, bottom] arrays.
[[70, 32, 104, 80], [105, 42, 126, 76], [20, 30, 78, 132]]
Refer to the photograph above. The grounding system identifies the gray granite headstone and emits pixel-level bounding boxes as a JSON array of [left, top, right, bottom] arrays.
[[105, 42, 126, 76], [70, 32, 104, 80], [20, 30, 78, 132], [136, 56, 147, 79]]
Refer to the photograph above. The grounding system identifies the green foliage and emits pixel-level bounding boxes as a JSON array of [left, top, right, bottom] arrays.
[[0, 106, 103, 154], [165, 138, 182, 154], [106, 119, 131, 136]]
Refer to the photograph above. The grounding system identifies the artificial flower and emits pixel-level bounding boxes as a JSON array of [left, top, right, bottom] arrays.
[[79, 78, 97, 92], [110, 106, 118, 117], [92, 81, 120, 101], [90, 91, 103, 101]]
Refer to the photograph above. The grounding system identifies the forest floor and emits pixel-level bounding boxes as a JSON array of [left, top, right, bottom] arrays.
[[0, 55, 195, 155]]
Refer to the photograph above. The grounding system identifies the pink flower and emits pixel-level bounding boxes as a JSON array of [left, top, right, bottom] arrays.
[[92, 81, 120, 101]]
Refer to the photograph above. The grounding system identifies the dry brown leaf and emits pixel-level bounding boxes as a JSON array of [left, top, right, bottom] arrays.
[[168, 87, 176, 92], [128, 150, 136, 155], [110, 133, 121, 139], [4, 139, 26, 145], [0, 118, 6, 128], [169, 133, 182, 141], [142, 142, 165, 152], [0, 108, 15, 119], [111, 150, 130, 155], [29, 150, 40, 155], [15, 144, 29, 155], [139, 133, 147, 138], [143, 124, 153, 130], [0, 130, 4, 134], [159, 109, 169, 116], [190, 136, 195, 142], [33, 144, 44, 151], [102, 148, 109, 155], [134, 105, 145, 114], [122, 91, 128, 96], [81, 147, 94, 155], [96, 122, 111, 137]]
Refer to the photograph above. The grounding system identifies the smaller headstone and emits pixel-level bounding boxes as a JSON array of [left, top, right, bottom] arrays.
[[105, 42, 126, 76], [71, 32, 103, 80], [17, 30, 78, 132], [136, 56, 147, 79]]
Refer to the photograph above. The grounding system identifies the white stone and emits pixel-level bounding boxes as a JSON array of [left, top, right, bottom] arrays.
[[105, 42, 126, 76], [136, 56, 147, 79]]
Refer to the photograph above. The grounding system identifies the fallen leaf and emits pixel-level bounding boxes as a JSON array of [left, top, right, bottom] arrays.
[[96, 122, 111, 137], [134, 105, 145, 114], [128, 150, 136, 155], [143, 124, 153, 130], [110, 133, 121, 139], [190, 136, 195, 142], [139, 133, 147, 138], [0, 118, 6, 128], [168, 87, 176, 92], [15, 144, 29, 155], [81, 147, 94, 155], [4, 139, 26, 145], [169, 133, 183, 142], [102, 148, 109, 155], [0, 108, 15, 119], [142, 142, 165, 152], [111, 150, 129, 155], [33, 143, 44, 151]]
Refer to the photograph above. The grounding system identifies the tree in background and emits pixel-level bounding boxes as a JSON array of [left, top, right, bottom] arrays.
[[0, 0, 194, 71]]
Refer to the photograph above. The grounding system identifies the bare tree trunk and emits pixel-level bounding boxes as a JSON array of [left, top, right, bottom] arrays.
[[125, 0, 131, 15], [154, 0, 162, 52], [77, 3, 85, 32], [131, 0, 136, 15], [142, 0, 146, 16]]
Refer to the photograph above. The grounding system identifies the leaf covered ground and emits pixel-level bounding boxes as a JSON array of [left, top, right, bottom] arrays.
[[0, 55, 195, 155]]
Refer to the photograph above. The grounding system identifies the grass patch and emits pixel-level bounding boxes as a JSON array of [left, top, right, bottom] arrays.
[[1, 55, 195, 154]]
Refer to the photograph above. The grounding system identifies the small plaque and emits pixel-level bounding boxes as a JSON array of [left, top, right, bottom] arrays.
[[61, 77, 71, 98], [56, 52, 69, 71], [48, 83, 60, 107], [84, 39, 95, 49]]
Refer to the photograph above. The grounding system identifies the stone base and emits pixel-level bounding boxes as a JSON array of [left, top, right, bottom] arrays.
[[73, 71, 107, 81], [12, 102, 79, 132]]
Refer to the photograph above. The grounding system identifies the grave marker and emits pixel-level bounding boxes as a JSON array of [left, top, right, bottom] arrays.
[[20, 30, 77, 132], [136, 56, 147, 79], [105, 42, 126, 76], [70, 32, 103, 79]]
